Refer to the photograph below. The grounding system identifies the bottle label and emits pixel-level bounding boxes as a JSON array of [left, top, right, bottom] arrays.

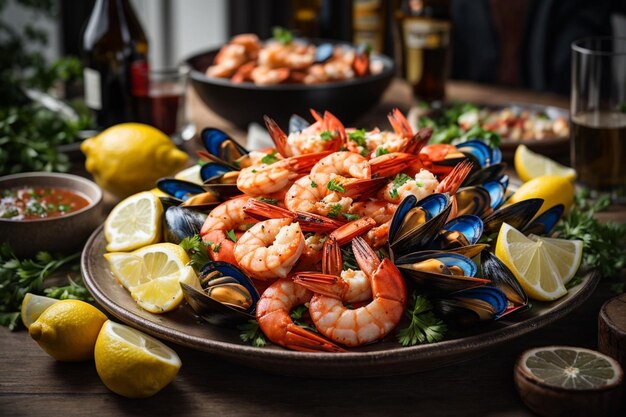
[[131, 60, 150, 97], [402, 18, 450, 50], [84, 67, 102, 110]]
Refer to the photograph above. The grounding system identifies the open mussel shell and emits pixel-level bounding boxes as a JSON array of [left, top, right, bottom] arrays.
[[315, 43, 334, 64], [389, 193, 452, 258], [199, 161, 237, 183], [480, 251, 528, 308], [482, 181, 506, 210], [159, 196, 183, 210], [457, 140, 493, 168], [463, 162, 507, 187], [201, 127, 249, 163], [436, 286, 509, 324], [448, 243, 490, 259], [396, 251, 489, 293], [455, 186, 491, 217], [522, 204, 564, 235], [157, 178, 207, 200], [482, 198, 543, 234], [181, 261, 260, 326], [163, 206, 207, 244], [436, 215, 484, 248]]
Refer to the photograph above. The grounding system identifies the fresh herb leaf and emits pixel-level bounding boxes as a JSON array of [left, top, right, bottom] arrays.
[[389, 173, 412, 199], [397, 293, 447, 346], [261, 150, 279, 165], [327, 179, 345, 193], [554, 189, 626, 280], [348, 128, 367, 148], [341, 212, 360, 221], [320, 130, 333, 141], [226, 229, 237, 243], [272, 26, 293, 45], [327, 203, 342, 219], [44, 276, 94, 303], [213, 243, 222, 253], [375, 147, 389, 157], [0, 243, 85, 330], [238, 319, 267, 347], [341, 246, 359, 271], [256, 197, 279, 205], [179, 235, 210, 271], [311, 181, 318, 188]]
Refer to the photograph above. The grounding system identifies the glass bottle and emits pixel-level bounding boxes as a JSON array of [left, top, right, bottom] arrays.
[[397, 0, 451, 102], [81, 0, 150, 128]]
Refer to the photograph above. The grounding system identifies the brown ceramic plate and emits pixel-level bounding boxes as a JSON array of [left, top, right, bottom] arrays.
[[82, 226, 597, 378]]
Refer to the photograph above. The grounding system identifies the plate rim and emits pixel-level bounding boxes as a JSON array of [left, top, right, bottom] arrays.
[[82, 225, 599, 374]]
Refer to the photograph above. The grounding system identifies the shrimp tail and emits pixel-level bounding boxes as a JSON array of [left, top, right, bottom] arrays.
[[351, 236, 380, 278], [264, 115, 293, 157], [309, 108, 324, 123], [322, 236, 342, 276], [404, 127, 433, 155], [329, 217, 377, 244], [321, 111, 347, 151], [283, 323, 346, 352], [293, 272, 348, 299], [231, 61, 256, 83], [296, 211, 344, 232], [342, 177, 387, 199], [287, 151, 334, 174], [370, 152, 416, 178], [435, 159, 474, 194], [243, 199, 343, 232], [353, 47, 370, 77], [388, 108, 414, 139]]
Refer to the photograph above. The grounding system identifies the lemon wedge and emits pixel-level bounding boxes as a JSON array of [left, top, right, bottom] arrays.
[[95, 320, 181, 398], [514, 144, 576, 183], [21, 293, 59, 329], [508, 175, 575, 216], [495, 223, 583, 301], [104, 191, 163, 252], [104, 243, 197, 313]]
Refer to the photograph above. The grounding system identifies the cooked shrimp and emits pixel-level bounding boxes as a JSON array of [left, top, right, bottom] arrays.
[[250, 66, 290, 85], [265, 110, 345, 157], [293, 236, 407, 347], [284, 173, 384, 216], [310, 151, 371, 179], [234, 218, 305, 280], [348, 200, 398, 249], [207, 44, 248, 78], [236, 152, 328, 196], [200, 196, 257, 264], [380, 169, 440, 204], [256, 278, 344, 352]]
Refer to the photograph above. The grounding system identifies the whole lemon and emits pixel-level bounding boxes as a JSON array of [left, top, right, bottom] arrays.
[[95, 320, 181, 398], [81, 123, 188, 198], [28, 300, 107, 362], [508, 175, 575, 216]]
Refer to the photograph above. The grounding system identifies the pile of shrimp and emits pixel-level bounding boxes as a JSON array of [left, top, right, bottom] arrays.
[[199, 109, 473, 352], [205, 33, 382, 85]]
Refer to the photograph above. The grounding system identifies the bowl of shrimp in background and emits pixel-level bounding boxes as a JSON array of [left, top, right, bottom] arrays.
[[185, 34, 395, 129]]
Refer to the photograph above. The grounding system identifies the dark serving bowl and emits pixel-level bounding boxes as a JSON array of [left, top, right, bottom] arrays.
[[0, 172, 103, 258], [185, 44, 395, 129]]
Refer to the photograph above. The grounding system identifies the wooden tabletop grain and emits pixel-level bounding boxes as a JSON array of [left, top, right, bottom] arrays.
[[1, 80, 624, 417]]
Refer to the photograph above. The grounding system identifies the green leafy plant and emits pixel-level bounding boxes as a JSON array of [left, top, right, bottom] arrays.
[[397, 293, 447, 346]]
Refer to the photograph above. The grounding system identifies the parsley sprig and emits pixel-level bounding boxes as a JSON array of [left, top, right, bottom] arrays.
[[554, 190, 626, 283], [238, 320, 267, 347], [396, 293, 447, 346], [179, 235, 210, 271], [0, 243, 89, 330], [272, 26, 293, 45], [261, 150, 279, 165]]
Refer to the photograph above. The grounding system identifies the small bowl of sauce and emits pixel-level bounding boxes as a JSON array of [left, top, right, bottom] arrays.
[[0, 173, 103, 257]]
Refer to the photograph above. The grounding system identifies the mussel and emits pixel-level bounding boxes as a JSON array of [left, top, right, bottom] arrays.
[[156, 178, 225, 210], [482, 198, 543, 234], [181, 261, 260, 326], [163, 206, 207, 244], [433, 215, 484, 250], [480, 251, 528, 310], [436, 286, 509, 324], [395, 251, 490, 293], [200, 127, 249, 165], [454, 140, 508, 186]]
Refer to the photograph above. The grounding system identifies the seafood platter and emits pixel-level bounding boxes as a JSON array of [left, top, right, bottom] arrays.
[[82, 109, 596, 377], [185, 33, 394, 128]]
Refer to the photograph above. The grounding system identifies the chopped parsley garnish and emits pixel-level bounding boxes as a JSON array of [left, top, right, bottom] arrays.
[[375, 147, 389, 157], [256, 197, 279, 205], [327, 204, 343, 219], [348, 128, 367, 148], [213, 243, 222, 253], [389, 173, 413, 199], [238, 320, 267, 347], [320, 130, 333, 141], [226, 229, 237, 243], [341, 212, 360, 221], [327, 179, 345, 193], [261, 150, 279, 165], [397, 293, 447, 346], [311, 181, 318, 188], [272, 26, 293, 45]]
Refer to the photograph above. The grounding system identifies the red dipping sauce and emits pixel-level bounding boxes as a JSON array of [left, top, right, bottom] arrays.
[[0, 187, 90, 221]]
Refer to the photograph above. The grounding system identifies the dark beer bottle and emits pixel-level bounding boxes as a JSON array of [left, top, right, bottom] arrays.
[[397, 0, 451, 102], [81, 0, 150, 128]]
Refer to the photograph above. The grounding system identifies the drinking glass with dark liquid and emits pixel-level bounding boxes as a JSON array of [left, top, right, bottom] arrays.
[[571, 38, 626, 203], [397, 0, 451, 102], [149, 69, 186, 137]]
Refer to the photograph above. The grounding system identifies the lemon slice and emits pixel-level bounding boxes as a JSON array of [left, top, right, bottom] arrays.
[[104, 191, 163, 252], [508, 175, 575, 216], [514, 144, 576, 183], [21, 293, 59, 329], [95, 320, 181, 398], [495, 223, 583, 301], [104, 243, 197, 313], [514, 346, 624, 416]]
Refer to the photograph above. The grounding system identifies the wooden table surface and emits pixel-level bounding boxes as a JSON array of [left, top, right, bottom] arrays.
[[1, 80, 624, 417]]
